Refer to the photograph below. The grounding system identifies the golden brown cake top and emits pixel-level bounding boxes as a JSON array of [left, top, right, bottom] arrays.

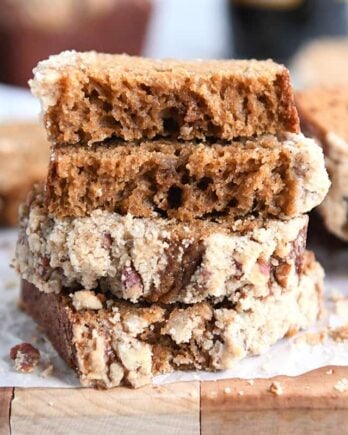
[[30, 51, 299, 144], [32, 51, 286, 88]]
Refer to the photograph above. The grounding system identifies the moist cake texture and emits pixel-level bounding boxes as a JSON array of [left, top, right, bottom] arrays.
[[0, 122, 49, 226], [47, 133, 330, 220], [30, 51, 300, 145], [20, 252, 324, 388], [296, 88, 348, 240], [16, 186, 308, 304]]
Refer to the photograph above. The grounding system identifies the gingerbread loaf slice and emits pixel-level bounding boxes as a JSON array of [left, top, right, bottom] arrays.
[[47, 133, 329, 220], [20, 252, 323, 388], [16, 186, 308, 304], [0, 122, 49, 226], [30, 51, 299, 145], [296, 88, 348, 240]]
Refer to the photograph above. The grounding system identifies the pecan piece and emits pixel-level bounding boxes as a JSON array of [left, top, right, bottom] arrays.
[[274, 262, 292, 288], [121, 265, 143, 300], [10, 343, 40, 373], [257, 258, 270, 276]]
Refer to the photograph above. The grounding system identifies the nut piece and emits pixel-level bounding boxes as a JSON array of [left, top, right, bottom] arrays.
[[10, 343, 40, 373], [121, 266, 143, 301], [71, 290, 103, 311], [274, 262, 292, 288], [334, 378, 348, 393]]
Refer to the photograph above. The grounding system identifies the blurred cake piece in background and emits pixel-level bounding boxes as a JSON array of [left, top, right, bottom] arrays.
[[296, 87, 348, 241], [291, 38, 348, 88], [0, 0, 152, 87], [0, 122, 49, 226]]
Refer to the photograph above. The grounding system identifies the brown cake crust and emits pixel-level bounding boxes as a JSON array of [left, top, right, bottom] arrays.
[[16, 186, 309, 304], [46, 133, 329, 220], [20, 252, 324, 388], [30, 51, 299, 145]]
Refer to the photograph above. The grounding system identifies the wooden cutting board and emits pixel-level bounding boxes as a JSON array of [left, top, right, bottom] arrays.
[[1, 366, 348, 435]]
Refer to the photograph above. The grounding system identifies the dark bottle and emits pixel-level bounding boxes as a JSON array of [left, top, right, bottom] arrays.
[[230, 0, 348, 64]]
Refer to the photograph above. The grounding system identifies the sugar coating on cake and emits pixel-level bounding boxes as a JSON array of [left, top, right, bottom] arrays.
[[30, 51, 299, 144], [20, 252, 323, 388], [16, 186, 309, 304]]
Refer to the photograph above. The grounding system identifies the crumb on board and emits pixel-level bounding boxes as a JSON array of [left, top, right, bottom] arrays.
[[334, 378, 348, 393], [10, 343, 40, 373], [326, 369, 334, 375], [48, 402, 54, 407], [329, 324, 348, 342], [238, 390, 244, 396], [224, 387, 232, 394], [246, 379, 255, 386], [269, 381, 283, 396]]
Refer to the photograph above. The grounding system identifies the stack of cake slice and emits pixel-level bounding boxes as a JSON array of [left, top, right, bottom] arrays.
[[16, 52, 330, 388]]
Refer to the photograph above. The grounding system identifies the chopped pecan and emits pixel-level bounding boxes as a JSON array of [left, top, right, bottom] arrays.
[[275, 262, 292, 288], [257, 258, 270, 276], [102, 232, 113, 251], [121, 265, 143, 300], [38, 255, 51, 281], [10, 343, 40, 373]]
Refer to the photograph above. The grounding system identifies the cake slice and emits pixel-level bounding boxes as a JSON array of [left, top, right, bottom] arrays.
[[47, 133, 329, 220], [296, 88, 348, 240], [0, 122, 49, 226], [30, 51, 299, 145], [20, 251, 323, 388], [16, 186, 308, 304]]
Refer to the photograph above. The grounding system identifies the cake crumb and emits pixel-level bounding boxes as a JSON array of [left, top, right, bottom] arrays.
[[71, 290, 103, 311], [295, 330, 327, 346], [286, 326, 299, 337], [48, 401, 54, 407], [326, 369, 334, 375], [269, 381, 283, 396], [154, 385, 166, 394], [334, 378, 348, 393], [334, 300, 348, 318], [10, 343, 40, 373], [224, 387, 232, 394], [246, 379, 255, 386], [329, 324, 348, 342], [329, 288, 345, 302], [238, 390, 244, 396]]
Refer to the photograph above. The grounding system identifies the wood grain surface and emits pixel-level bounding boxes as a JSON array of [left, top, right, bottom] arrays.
[[0, 388, 13, 435], [1, 366, 348, 435], [201, 366, 348, 435]]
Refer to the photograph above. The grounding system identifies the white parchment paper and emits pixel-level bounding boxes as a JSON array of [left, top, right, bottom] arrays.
[[1, 226, 348, 388]]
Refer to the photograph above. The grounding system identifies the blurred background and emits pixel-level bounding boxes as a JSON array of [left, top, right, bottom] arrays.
[[1, 0, 348, 118], [1, 0, 348, 225]]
